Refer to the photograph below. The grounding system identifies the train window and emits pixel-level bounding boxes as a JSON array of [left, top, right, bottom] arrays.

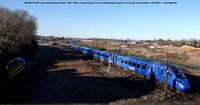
[[170, 65, 185, 79], [125, 61, 127, 64], [142, 65, 146, 70], [107, 56, 108, 58], [137, 64, 140, 68], [161, 70, 163, 74], [121, 60, 124, 63], [132, 63, 136, 66], [128, 62, 131, 65]]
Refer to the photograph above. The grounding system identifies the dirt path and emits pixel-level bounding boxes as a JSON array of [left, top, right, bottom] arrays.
[[22, 46, 158, 103]]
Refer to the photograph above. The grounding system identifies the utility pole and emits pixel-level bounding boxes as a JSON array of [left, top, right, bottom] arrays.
[[143, 75, 146, 88], [108, 53, 111, 71], [82, 39, 83, 46], [121, 48, 123, 56], [165, 53, 169, 99], [93, 39, 95, 62], [112, 54, 115, 67], [92, 39, 96, 71]]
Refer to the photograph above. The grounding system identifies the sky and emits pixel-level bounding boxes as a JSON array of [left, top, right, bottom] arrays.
[[0, 0, 200, 40]]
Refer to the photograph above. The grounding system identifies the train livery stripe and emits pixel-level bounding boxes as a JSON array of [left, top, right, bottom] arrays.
[[8, 62, 22, 72], [10, 66, 25, 78], [9, 64, 23, 75]]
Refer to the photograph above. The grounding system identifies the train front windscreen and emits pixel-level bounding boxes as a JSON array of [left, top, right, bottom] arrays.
[[170, 65, 186, 79]]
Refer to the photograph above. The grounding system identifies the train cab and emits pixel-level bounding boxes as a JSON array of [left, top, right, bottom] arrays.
[[169, 65, 190, 91]]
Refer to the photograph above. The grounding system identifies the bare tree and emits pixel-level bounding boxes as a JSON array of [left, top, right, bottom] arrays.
[[0, 6, 38, 62]]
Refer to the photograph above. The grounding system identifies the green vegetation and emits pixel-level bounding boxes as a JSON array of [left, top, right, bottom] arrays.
[[181, 41, 186, 46], [191, 40, 198, 47]]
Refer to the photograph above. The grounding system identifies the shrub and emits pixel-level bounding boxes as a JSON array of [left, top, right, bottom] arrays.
[[0, 6, 38, 65]]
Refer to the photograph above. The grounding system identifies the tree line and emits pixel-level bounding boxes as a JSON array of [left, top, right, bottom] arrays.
[[0, 6, 38, 67]]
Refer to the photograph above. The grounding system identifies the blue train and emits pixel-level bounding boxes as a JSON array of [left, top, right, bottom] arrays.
[[69, 44, 190, 91]]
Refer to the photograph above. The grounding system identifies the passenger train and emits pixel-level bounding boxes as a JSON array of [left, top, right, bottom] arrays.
[[69, 44, 190, 91]]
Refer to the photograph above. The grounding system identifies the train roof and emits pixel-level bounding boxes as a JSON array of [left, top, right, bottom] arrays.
[[72, 45, 166, 66], [93, 48, 166, 66], [116, 54, 166, 66], [129, 56, 166, 66], [95, 50, 109, 54], [80, 46, 90, 49]]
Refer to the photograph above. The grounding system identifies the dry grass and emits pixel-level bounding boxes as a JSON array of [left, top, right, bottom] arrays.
[[80, 41, 200, 68]]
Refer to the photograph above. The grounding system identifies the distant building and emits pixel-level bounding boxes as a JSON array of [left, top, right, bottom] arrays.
[[185, 41, 192, 45], [37, 40, 45, 43], [121, 44, 128, 48], [49, 35, 54, 39], [83, 39, 93, 43], [130, 41, 143, 45], [143, 41, 151, 45]]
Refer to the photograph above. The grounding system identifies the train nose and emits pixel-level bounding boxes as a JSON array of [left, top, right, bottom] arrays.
[[178, 79, 190, 91]]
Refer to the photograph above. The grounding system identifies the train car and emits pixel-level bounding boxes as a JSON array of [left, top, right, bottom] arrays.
[[114, 54, 190, 91], [94, 50, 114, 63], [70, 44, 81, 51], [168, 64, 190, 91], [88, 48, 94, 56], [69, 44, 73, 49], [80, 46, 89, 54], [69, 44, 190, 91], [75, 45, 81, 51], [80, 46, 94, 55]]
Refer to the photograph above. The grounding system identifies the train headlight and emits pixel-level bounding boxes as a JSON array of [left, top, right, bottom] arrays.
[[179, 83, 184, 88]]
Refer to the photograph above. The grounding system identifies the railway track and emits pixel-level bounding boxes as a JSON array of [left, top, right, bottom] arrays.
[[67, 46, 200, 103], [92, 58, 198, 103]]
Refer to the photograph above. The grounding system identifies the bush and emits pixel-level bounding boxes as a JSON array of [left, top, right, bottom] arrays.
[[0, 6, 38, 65], [191, 40, 197, 47]]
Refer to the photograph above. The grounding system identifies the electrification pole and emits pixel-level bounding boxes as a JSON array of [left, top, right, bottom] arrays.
[[93, 39, 95, 61], [165, 53, 169, 99]]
